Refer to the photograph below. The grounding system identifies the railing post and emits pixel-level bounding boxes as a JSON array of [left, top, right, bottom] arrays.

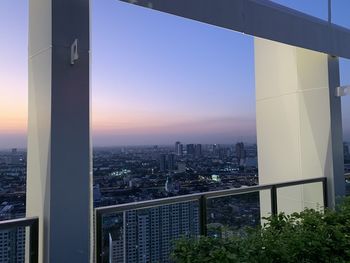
[[270, 186, 278, 216], [323, 178, 328, 208], [95, 211, 103, 263], [29, 219, 39, 263], [199, 196, 207, 236]]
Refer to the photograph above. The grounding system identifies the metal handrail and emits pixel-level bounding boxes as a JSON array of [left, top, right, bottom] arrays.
[[0, 217, 39, 263], [95, 177, 327, 214], [95, 176, 327, 263]]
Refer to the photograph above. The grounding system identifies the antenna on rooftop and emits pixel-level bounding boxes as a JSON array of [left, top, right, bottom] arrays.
[[328, 0, 332, 24]]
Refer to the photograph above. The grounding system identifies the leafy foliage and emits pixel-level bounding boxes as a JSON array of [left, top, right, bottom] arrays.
[[172, 197, 350, 263]]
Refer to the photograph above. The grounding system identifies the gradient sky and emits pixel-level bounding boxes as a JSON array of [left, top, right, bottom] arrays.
[[0, 0, 349, 148]]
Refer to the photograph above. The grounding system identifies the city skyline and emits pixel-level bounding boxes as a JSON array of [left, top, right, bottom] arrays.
[[1, 1, 349, 262], [1, 0, 350, 148]]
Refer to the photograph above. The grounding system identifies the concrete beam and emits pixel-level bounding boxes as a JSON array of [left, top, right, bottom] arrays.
[[120, 0, 350, 59]]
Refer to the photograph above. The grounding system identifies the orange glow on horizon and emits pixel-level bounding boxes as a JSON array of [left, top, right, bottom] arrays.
[[92, 110, 256, 136], [0, 77, 28, 134]]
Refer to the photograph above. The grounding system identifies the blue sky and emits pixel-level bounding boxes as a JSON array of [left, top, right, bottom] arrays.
[[0, 0, 349, 147], [92, 0, 256, 145]]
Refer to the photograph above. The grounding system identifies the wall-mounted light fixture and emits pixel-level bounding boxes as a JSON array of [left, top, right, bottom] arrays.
[[70, 39, 79, 65], [335, 86, 350, 97]]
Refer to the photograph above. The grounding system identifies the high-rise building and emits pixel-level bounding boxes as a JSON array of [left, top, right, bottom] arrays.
[[108, 202, 199, 263], [235, 142, 247, 166], [175, 142, 183, 156], [109, 232, 124, 263], [195, 144, 202, 157], [159, 154, 167, 172], [160, 154, 175, 172], [125, 211, 138, 263], [167, 154, 175, 171], [212, 144, 219, 155], [0, 228, 25, 263], [219, 148, 228, 160], [186, 144, 195, 156], [137, 213, 150, 263]]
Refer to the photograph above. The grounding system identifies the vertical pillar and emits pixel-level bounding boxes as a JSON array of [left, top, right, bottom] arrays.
[[27, 0, 91, 262], [328, 56, 346, 206], [255, 37, 344, 216]]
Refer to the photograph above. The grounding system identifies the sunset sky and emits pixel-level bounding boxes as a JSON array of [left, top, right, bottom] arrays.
[[0, 0, 349, 148]]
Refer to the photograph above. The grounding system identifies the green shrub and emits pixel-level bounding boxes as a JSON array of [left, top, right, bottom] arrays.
[[172, 197, 350, 263]]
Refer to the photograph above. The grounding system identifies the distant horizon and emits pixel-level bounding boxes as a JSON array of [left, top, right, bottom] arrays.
[[0, 141, 258, 151], [3, 141, 350, 152]]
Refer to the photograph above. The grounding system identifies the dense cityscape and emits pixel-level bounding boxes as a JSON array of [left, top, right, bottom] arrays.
[[94, 142, 259, 262], [1, 142, 349, 219], [0, 142, 260, 217], [93, 142, 258, 207], [0, 142, 349, 262]]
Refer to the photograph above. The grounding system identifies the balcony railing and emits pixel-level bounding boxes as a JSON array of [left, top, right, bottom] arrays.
[[95, 177, 327, 263], [0, 217, 39, 263]]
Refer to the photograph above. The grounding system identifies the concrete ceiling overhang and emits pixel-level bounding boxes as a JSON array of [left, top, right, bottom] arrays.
[[120, 0, 350, 59]]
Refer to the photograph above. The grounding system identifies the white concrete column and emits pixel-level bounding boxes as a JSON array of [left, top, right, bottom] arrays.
[[255, 38, 345, 216], [27, 0, 91, 262]]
